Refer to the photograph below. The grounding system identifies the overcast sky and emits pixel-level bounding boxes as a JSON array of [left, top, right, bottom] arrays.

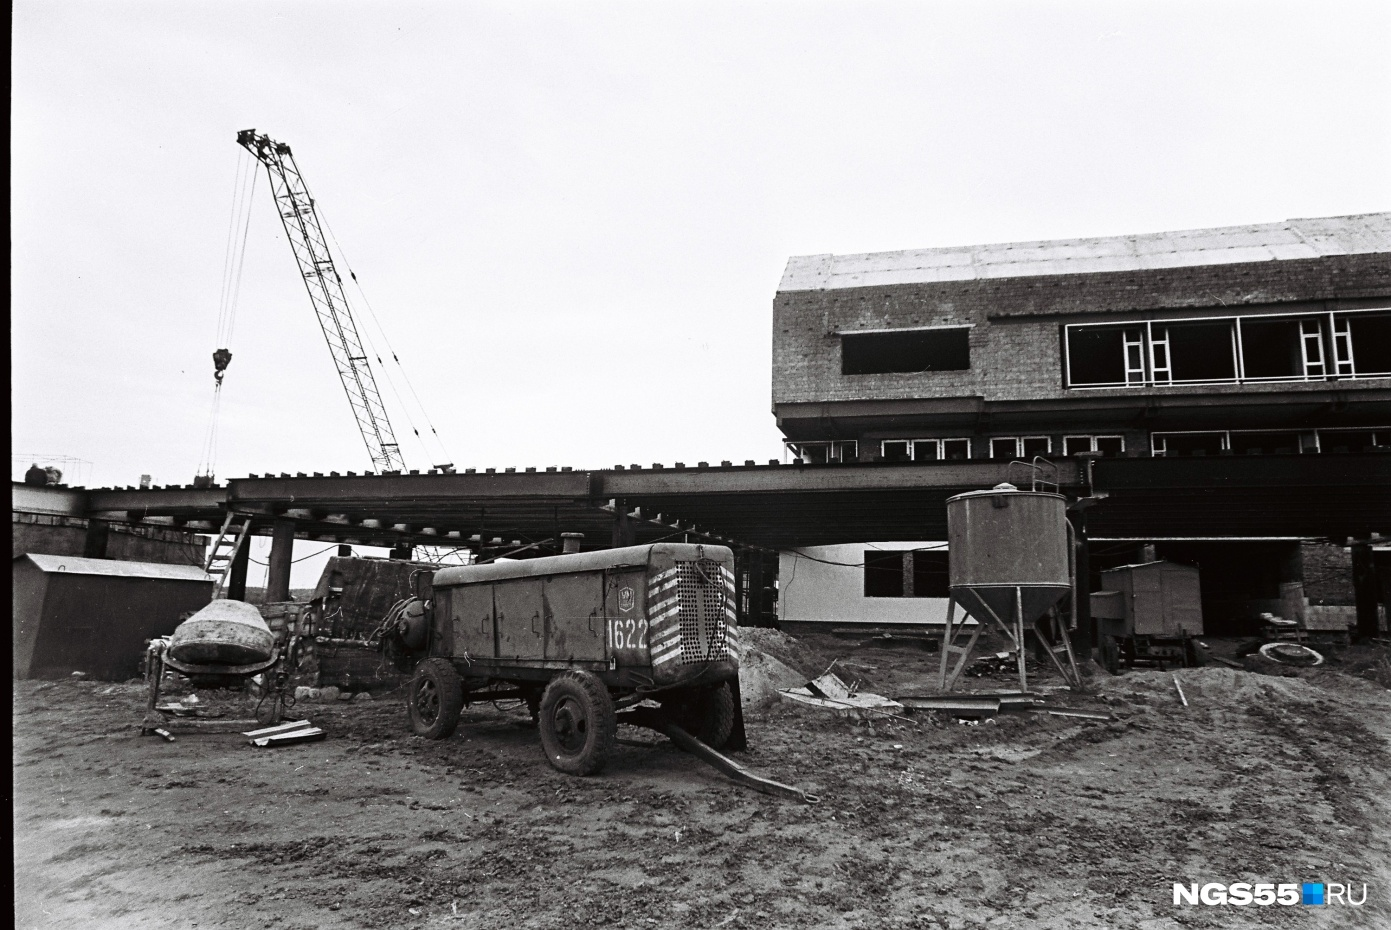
[[12, 1, 1391, 582]]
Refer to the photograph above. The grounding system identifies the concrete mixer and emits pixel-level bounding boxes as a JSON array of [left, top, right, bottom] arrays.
[[143, 600, 304, 732]]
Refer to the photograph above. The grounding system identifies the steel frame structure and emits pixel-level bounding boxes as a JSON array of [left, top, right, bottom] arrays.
[[236, 129, 405, 472]]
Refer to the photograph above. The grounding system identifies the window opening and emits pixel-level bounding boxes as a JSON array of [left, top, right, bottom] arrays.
[[1316, 428, 1391, 453], [1229, 431, 1301, 455], [942, 439, 971, 460], [1347, 313, 1391, 374], [882, 441, 911, 463], [912, 440, 939, 462], [1066, 327, 1126, 386], [788, 441, 857, 464], [1095, 436, 1124, 457], [912, 551, 950, 598], [863, 550, 905, 597], [1151, 432, 1226, 456], [863, 550, 949, 598], [1065, 309, 1390, 387], [842, 328, 970, 375], [990, 438, 1019, 460], [1167, 321, 1238, 382], [1065, 435, 1124, 456]]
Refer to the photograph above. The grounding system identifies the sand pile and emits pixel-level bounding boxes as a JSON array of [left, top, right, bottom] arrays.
[[735, 627, 817, 709], [1111, 665, 1322, 704]]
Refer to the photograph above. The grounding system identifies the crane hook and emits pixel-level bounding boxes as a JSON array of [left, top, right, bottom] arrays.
[[213, 348, 233, 384]]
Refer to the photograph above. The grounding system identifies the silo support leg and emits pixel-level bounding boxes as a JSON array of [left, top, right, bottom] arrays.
[[1032, 613, 1084, 690], [1013, 589, 1028, 692], [937, 599, 983, 692]]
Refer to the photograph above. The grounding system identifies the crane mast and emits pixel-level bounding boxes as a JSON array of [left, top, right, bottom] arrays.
[[236, 129, 406, 472]]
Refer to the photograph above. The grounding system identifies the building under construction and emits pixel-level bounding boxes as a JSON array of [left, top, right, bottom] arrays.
[[11, 213, 1391, 678]]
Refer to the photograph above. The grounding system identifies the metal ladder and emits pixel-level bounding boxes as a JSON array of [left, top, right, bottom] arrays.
[[205, 512, 252, 597]]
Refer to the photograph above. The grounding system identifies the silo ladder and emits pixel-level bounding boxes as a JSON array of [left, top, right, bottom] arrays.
[[205, 512, 252, 597]]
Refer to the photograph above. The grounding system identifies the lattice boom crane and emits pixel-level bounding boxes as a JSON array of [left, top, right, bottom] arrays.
[[237, 129, 406, 472]]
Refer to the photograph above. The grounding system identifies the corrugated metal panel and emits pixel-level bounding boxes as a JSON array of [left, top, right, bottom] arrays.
[[779, 213, 1391, 291], [23, 553, 211, 581]]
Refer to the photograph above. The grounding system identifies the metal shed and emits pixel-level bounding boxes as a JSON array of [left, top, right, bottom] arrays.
[[1091, 560, 1204, 638], [12, 554, 213, 680]]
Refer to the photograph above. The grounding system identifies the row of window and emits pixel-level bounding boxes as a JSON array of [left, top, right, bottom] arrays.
[[787, 435, 1124, 463], [1065, 309, 1391, 388], [833, 309, 1391, 390], [1152, 428, 1390, 457], [863, 550, 950, 598], [789, 427, 1389, 462]]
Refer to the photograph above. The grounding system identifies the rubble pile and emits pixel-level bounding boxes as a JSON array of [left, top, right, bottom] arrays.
[[734, 628, 814, 708]]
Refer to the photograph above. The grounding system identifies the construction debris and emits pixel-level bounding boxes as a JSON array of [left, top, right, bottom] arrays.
[[1258, 642, 1325, 667], [1173, 675, 1189, 706], [243, 720, 325, 747], [805, 672, 853, 700], [897, 695, 1002, 718], [778, 687, 905, 720], [1036, 708, 1113, 721]]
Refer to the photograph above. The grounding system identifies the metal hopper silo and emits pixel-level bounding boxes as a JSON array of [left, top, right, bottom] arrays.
[[937, 484, 1082, 691]]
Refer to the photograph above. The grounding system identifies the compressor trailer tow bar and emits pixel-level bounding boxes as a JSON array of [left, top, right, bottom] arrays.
[[620, 705, 819, 804]]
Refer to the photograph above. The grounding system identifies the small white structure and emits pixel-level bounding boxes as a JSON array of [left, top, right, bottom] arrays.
[[778, 541, 963, 627]]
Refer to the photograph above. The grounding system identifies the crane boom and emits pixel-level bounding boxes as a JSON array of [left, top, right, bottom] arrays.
[[237, 129, 406, 473]]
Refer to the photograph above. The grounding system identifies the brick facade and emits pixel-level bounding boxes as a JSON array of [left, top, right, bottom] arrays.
[[772, 228, 1391, 457]]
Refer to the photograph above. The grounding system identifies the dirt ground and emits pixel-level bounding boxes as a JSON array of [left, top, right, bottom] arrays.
[[13, 631, 1391, 929]]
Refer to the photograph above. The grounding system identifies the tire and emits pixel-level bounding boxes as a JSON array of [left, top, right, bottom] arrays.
[[408, 658, 463, 739], [538, 671, 616, 776], [668, 682, 736, 750]]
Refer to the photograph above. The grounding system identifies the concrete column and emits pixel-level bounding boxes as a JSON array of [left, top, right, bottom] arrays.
[[747, 555, 764, 626], [266, 519, 296, 603], [227, 534, 251, 602], [611, 500, 636, 548], [734, 550, 747, 623], [82, 519, 110, 559], [1351, 542, 1380, 641]]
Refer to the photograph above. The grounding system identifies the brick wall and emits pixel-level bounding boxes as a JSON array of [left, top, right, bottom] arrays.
[[1300, 540, 1355, 606], [12, 512, 207, 566], [773, 253, 1390, 408]]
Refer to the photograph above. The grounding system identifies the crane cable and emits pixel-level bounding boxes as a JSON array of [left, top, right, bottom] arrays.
[[197, 150, 259, 479], [315, 206, 454, 469]]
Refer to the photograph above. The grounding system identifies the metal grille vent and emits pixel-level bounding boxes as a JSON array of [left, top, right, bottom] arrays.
[[675, 559, 728, 665]]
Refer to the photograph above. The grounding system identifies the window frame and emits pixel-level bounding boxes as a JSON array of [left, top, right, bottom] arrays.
[[1063, 434, 1126, 456], [785, 440, 858, 464], [1063, 307, 1391, 389]]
